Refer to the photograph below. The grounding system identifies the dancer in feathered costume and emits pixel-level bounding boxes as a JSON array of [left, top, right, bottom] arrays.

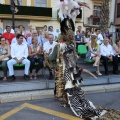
[[44, 0, 120, 119], [57, 0, 90, 23]]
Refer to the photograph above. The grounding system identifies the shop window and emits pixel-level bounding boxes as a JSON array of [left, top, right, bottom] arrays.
[[35, 0, 47, 7], [19, 0, 22, 6]]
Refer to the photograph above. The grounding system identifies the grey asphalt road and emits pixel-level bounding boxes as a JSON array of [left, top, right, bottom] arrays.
[[0, 91, 120, 120]]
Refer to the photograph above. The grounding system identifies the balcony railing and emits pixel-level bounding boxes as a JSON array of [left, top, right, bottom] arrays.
[[88, 17, 100, 25], [0, 4, 52, 20]]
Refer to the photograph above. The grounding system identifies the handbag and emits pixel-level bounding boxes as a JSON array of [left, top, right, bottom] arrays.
[[86, 51, 91, 59], [0, 55, 9, 61]]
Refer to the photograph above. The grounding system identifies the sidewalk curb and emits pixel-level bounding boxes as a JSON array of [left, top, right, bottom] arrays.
[[0, 84, 120, 103]]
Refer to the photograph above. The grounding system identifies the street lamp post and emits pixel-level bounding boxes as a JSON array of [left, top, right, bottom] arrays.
[[10, 0, 15, 30], [10, 0, 20, 30]]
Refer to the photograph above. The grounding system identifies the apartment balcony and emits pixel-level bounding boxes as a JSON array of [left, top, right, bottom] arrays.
[[0, 4, 52, 20], [86, 17, 100, 27]]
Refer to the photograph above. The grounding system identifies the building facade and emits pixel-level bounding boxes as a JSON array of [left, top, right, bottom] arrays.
[[114, 0, 120, 38], [115, 0, 120, 26], [0, 0, 112, 33]]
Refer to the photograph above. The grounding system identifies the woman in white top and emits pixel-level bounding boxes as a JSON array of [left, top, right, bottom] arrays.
[[84, 30, 91, 44], [87, 35, 102, 75]]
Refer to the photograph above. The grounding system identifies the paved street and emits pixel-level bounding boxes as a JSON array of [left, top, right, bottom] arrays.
[[0, 91, 120, 120]]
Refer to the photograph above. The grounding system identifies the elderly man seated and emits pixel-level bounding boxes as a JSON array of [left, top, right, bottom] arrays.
[[43, 34, 57, 79], [7, 34, 30, 81], [100, 38, 118, 75]]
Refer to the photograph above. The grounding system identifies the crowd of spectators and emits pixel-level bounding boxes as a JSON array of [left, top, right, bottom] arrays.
[[0, 24, 120, 81], [73, 26, 120, 75], [0, 24, 60, 81]]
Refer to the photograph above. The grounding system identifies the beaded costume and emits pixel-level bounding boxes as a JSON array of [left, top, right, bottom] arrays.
[[44, 0, 120, 119]]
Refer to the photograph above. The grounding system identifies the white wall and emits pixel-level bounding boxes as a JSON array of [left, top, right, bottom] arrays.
[[27, 0, 31, 6], [0, 0, 5, 4], [84, 0, 93, 24], [0, 20, 3, 31], [51, 0, 58, 20]]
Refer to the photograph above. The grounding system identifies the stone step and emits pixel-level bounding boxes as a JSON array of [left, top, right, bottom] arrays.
[[0, 57, 119, 77], [0, 68, 50, 77], [0, 74, 120, 93], [0, 57, 120, 93], [0, 64, 118, 77]]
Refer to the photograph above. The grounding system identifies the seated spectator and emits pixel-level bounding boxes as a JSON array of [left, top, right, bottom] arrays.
[[104, 29, 109, 39], [56, 29, 61, 38], [48, 26, 58, 41], [82, 30, 85, 36], [4, 25, 15, 34], [39, 30, 43, 37], [44, 34, 57, 60], [0, 33, 2, 37], [113, 39, 120, 69], [108, 34, 114, 46], [38, 31, 46, 46], [87, 35, 102, 75], [0, 37, 10, 81], [90, 28, 95, 34], [25, 24, 33, 39], [44, 32, 49, 43], [43, 34, 57, 79], [27, 30, 43, 47], [95, 29, 104, 45], [113, 39, 120, 55], [11, 30, 27, 44], [100, 38, 118, 75], [37, 31, 49, 47], [29, 37, 43, 79], [7, 34, 30, 81], [0, 27, 2, 34], [75, 30, 83, 49], [84, 30, 91, 44], [77, 26, 82, 34], [2, 25, 15, 44], [58, 33, 63, 43], [43, 25, 48, 32], [18, 25, 25, 36]]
